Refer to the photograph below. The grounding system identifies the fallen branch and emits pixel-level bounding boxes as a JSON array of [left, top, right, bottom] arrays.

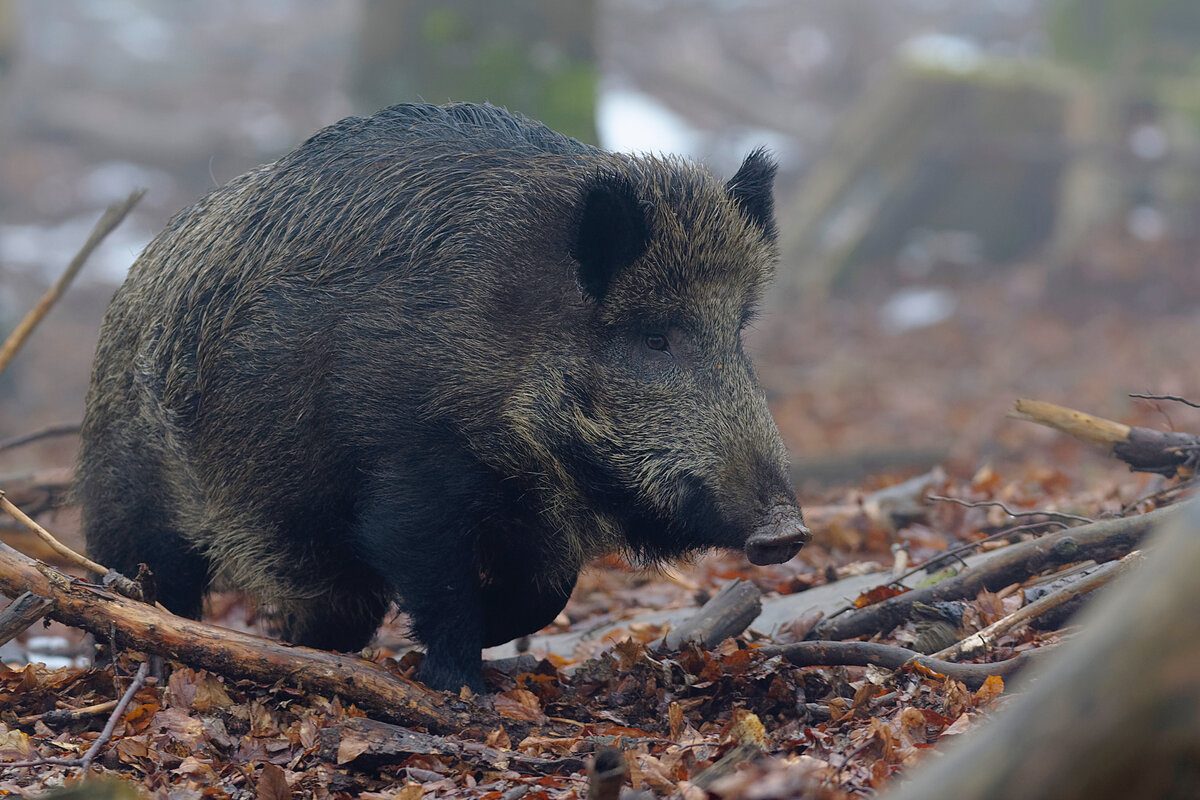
[[659, 579, 762, 651], [0, 591, 53, 646], [318, 717, 585, 774], [756, 641, 1043, 691], [0, 538, 496, 736], [1011, 398, 1199, 478], [808, 505, 1175, 642], [0, 190, 145, 377], [930, 550, 1143, 662]]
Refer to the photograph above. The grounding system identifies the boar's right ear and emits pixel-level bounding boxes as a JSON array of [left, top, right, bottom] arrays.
[[572, 174, 649, 302], [726, 148, 778, 241]]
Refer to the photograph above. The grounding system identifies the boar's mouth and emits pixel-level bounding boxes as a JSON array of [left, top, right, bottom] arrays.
[[744, 503, 811, 565]]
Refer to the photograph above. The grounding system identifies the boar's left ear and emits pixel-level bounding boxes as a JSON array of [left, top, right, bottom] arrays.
[[726, 148, 778, 241], [572, 173, 649, 302]]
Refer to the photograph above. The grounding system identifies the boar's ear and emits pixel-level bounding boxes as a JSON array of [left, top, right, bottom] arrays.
[[572, 173, 649, 302], [726, 148, 778, 241]]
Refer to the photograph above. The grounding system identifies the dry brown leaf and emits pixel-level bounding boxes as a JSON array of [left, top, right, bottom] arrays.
[[972, 674, 1005, 705], [724, 709, 766, 748], [486, 726, 511, 750], [941, 713, 974, 736], [0, 724, 33, 758], [149, 707, 207, 750], [336, 732, 372, 765], [257, 762, 291, 800], [668, 701, 683, 741], [494, 689, 548, 724], [192, 675, 235, 712], [173, 755, 216, 781]]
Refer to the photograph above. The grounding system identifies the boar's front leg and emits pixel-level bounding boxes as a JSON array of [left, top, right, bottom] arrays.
[[353, 477, 488, 694], [478, 545, 577, 647]]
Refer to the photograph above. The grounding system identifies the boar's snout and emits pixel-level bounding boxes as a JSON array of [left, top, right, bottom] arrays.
[[744, 503, 811, 565]]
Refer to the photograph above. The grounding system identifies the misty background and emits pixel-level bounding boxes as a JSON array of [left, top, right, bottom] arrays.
[[1, 0, 1198, 497]]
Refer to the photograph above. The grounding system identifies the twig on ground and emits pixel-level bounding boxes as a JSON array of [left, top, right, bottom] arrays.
[[318, 717, 584, 774], [0, 190, 145, 377], [80, 660, 150, 771], [19, 699, 118, 727], [890, 520, 1069, 588], [0, 591, 53, 646], [927, 495, 1093, 524], [0, 423, 82, 455], [757, 641, 1044, 690], [930, 551, 1143, 662], [1, 661, 149, 772]]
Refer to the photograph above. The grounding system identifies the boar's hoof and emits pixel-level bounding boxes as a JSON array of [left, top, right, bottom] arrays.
[[745, 504, 811, 565]]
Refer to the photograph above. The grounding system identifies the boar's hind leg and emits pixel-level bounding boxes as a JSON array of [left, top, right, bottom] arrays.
[[80, 463, 210, 619]]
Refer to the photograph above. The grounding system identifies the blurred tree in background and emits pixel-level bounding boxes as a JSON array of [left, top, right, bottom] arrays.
[[354, 0, 598, 144], [1048, 0, 1200, 79]]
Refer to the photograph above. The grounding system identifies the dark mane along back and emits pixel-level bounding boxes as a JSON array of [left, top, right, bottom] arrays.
[[289, 102, 599, 165]]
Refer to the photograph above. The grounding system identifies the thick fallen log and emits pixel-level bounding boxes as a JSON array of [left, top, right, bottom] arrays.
[[809, 505, 1176, 641], [0, 539, 494, 736], [1010, 398, 1199, 478], [882, 500, 1200, 800]]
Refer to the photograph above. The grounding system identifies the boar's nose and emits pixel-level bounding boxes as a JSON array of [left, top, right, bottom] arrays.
[[745, 503, 811, 565]]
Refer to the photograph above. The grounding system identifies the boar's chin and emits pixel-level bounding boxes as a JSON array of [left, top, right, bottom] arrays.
[[743, 503, 811, 565]]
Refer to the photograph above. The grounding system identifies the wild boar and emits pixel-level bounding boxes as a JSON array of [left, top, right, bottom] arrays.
[[78, 102, 809, 692]]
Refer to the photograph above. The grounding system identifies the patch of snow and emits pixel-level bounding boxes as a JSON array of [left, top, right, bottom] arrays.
[[597, 86, 702, 156], [880, 286, 957, 334]]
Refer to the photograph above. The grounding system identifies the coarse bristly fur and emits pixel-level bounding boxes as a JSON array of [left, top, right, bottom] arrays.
[[78, 102, 807, 692]]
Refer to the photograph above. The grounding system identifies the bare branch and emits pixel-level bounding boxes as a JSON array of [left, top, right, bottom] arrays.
[[927, 495, 1093, 524], [0, 190, 145, 377], [1129, 393, 1200, 409], [0, 423, 82, 454]]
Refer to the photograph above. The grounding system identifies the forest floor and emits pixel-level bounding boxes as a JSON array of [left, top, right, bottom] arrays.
[[0, 226, 1196, 798]]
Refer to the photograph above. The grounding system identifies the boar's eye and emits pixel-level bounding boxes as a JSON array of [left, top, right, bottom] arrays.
[[643, 333, 671, 355]]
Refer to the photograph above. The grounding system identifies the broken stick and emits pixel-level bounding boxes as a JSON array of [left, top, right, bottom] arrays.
[[0, 590, 53, 646], [1010, 398, 1199, 478], [659, 578, 763, 651]]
